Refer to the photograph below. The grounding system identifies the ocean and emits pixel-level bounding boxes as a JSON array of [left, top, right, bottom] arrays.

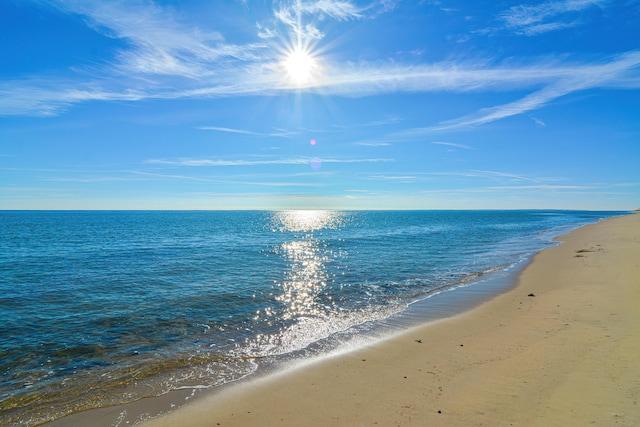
[[0, 210, 624, 426]]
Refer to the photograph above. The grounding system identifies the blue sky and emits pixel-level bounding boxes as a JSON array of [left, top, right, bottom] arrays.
[[1, 0, 639, 210]]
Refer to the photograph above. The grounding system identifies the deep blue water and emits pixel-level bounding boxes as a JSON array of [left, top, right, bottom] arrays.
[[0, 210, 624, 425]]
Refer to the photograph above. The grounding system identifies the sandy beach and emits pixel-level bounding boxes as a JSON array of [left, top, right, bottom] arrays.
[[134, 213, 639, 427]]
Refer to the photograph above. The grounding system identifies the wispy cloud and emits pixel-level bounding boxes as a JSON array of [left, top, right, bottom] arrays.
[[368, 175, 416, 182], [487, 184, 599, 190], [196, 126, 296, 138], [358, 169, 550, 185], [298, 0, 363, 20], [256, 22, 278, 39], [431, 141, 473, 150], [333, 117, 402, 129], [467, 170, 541, 182], [499, 0, 609, 36], [3, 48, 639, 118], [148, 158, 308, 167], [56, 0, 267, 77], [392, 51, 640, 132], [377, 0, 398, 14], [530, 116, 546, 127], [412, 170, 543, 183], [274, 0, 362, 43], [0, 79, 144, 116], [197, 126, 260, 135], [1, 0, 639, 133], [146, 157, 394, 167], [355, 142, 392, 146], [42, 176, 144, 183]]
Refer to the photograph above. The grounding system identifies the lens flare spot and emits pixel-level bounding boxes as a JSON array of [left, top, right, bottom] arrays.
[[310, 157, 322, 170], [310, 139, 316, 146]]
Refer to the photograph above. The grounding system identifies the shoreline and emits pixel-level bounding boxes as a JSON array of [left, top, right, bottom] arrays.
[[44, 213, 639, 426], [135, 213, 639, 426], [44, 240, 532, 427]]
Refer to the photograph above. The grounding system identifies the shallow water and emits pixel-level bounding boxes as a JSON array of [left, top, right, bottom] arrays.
[[0, 210, 623, 425]]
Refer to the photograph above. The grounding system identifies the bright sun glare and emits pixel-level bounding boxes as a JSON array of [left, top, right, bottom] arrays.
[[284, 47, 317, 85]]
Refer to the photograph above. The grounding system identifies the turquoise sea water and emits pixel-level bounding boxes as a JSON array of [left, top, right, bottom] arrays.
[[0, 210, 624, 425]]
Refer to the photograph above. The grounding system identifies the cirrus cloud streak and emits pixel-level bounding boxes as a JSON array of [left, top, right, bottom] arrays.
[[1, 0, 638, 133]]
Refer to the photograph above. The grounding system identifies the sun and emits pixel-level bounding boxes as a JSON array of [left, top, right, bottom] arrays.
[[283, 47, 317, 85]]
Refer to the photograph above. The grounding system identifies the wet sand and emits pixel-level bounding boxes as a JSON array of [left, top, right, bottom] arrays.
[[138, 213, 639, 426]]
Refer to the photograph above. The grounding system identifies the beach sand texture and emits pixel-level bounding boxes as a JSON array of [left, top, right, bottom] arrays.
[[137, 213, 639, 426]]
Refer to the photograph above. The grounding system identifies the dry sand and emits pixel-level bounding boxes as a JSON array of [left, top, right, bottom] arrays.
[[136, 213, 639, 426]]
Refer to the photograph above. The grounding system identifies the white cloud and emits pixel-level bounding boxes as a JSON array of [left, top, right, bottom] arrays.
[[378, 0, 397, 13], [530, 116, 546, 127], [52, 0, 267, 78], [499, 0, 608, 35], [2, 0, 639, 131], [3, 49, 640, 117], [196, 126, 296, 138], [487, 184, 599, 190], [256, 23, 278, 39], [368, 175, 416, 181], [274, 0, 362, 43], [431, 141, 473, 150], [197, 126, 259, 135], [146, 157, 394, 167], [468, 170, 540, 182], [0, 79, 145, 116], [392, 51, 640, 132], [333, 117, 402, 129], [355, 142, 392, 146], [298, 1, 362, 20], [407, 170, 542, 183]]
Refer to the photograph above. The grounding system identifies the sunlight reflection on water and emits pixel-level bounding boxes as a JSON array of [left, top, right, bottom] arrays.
[[278, 239, 328, 320], [273, 210, 343, 232], [273, 210, 345, 320], [245, 210, 351, 356]]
